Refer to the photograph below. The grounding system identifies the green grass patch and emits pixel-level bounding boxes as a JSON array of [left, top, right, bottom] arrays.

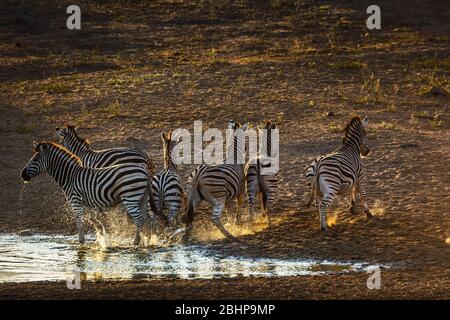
[[41, 82, 70, 94], [329, 61, 367, 69]]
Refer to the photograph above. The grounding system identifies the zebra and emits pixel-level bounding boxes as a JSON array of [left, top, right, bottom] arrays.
[[245, 120, 279, 222], [311, 116, 372, 231], [55, 125, 155, 175], [305, 155, 324, 209], [184, 120, 249, 242], [20, 141, 151, 245], [150, 130, 185, 227]]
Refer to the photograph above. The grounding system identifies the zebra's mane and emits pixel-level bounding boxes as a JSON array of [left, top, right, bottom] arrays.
[[67, 125, 91, 146], [342, 116, 362, 143], [36, 141, 82, 164]]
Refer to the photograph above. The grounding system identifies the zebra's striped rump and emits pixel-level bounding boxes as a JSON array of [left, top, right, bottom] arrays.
[[150, 130, 184, 228]]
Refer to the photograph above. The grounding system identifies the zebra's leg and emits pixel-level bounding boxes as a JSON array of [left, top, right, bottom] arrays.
[[247, 187, 257, 221], [167, 201, 180, 228], [357, 179, 372, 219], [318, 188, 336, 231], [70, 202, 85, 243], [349, 186, 358, 215], [235, 192, 244, 223], [319, 200, 329, 231], [123, 202, 146, 246], [211, 201, 239, 241], [182, 197, 197, 243]]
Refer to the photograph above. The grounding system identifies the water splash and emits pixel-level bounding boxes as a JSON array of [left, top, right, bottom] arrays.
[[192, 214, 270, 242], [327, 212, 338, 227], [0, 233, 386, 283], [371, 199, 387, 216]]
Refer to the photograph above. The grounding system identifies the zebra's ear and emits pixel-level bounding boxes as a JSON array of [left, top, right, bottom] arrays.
[[32, 141, 38, 150], [241, 122, 250, 131], [161, 131, 168, 142], [361, 117, 369, 128]]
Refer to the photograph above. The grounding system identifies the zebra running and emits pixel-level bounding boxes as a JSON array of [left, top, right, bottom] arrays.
[[55, 125, 155, 175], [184, 120, 249, 242], [305, 155, 325, 209], [20, 141, 151, 245], [150, 131, 185, 226], [311, 116, 372, 231], [245, 120, 278, 222]]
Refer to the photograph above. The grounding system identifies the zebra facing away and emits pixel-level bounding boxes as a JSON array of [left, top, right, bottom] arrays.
[[150, 131, 185, 226], [311, 116, 372, 231], [245, 120, 279, 222], [20, 141, 151, 245], [184, 120, 249, 242], [305, 155, 324, 209], [55, 125, 155, 175]]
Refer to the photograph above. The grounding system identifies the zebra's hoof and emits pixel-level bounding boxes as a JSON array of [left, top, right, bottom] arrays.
[[320, 225, 328, 232]]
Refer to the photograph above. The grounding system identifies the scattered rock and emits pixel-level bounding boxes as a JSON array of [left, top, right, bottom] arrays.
[[325, 111, 335, 117], [428, 86, 448, 96]]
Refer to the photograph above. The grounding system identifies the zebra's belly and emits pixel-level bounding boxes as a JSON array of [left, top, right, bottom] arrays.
[[82, 198, 120, 210]]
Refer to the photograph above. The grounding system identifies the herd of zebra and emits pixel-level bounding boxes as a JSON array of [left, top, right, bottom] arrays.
[[20, 116, 372, 245]]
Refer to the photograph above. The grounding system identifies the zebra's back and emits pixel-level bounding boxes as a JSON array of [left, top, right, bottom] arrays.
[[83, 147, 154, 174]]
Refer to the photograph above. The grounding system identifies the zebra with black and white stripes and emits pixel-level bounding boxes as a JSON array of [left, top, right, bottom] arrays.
[[150, 131, 185, 226], [20, 141, 151, 245], [245, 120, 278, 222], [184, 120, 249, 242], [55, 125, 155, 175], [311, 116, 372, 231], [305, 155, 324, 209]]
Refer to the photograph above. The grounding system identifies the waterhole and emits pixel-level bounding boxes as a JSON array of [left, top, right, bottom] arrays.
[[0, 234, 378, 283]]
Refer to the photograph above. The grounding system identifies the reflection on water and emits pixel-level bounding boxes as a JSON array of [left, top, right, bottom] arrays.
[[0, 234, 376, 283]]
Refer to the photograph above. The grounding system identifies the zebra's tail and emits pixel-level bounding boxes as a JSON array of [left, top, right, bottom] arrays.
[[148, 178, 158, 214], [311, 160, 321, 204], [158, 182, 165, 221], [147, 156, 156, 176], [185, 172, 201, 227]]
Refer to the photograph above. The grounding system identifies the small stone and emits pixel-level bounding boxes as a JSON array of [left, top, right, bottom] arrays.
[[429, 86, 448, 96], [326, 111, 335, 117]]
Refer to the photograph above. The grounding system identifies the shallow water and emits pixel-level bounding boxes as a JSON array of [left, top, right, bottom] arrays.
[[0, 234, 377, 283]]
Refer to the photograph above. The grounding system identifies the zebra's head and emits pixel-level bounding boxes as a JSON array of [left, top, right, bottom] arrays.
[[343, 116, 370, 156], [225, 120, 250, 164], [257, 120, 277, 157], [55, 125, 90, 152], [161, 130, 180, 167], [21, 141, 50, 182]]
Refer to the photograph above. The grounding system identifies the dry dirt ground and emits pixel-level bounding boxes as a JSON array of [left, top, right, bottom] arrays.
[[0, 0, 449, 299]]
